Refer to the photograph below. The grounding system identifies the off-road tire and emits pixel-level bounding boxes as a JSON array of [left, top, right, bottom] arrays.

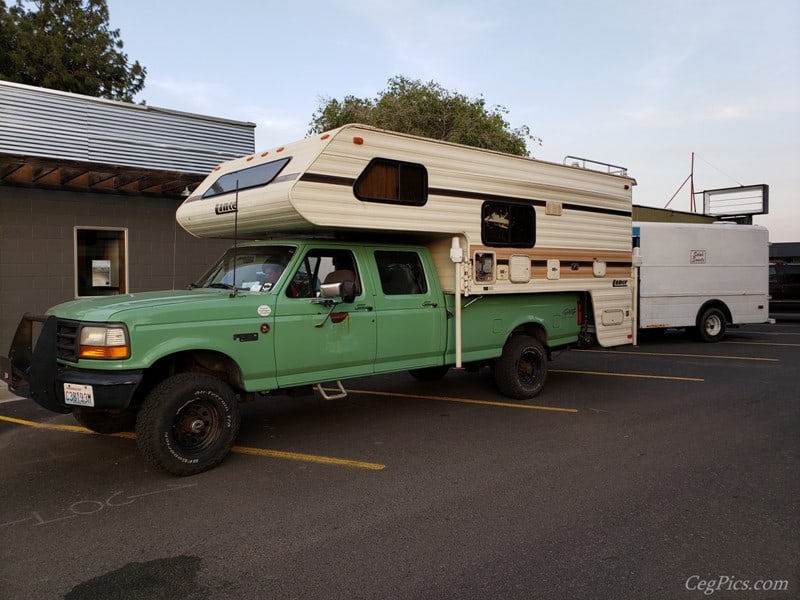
[[494, 335, 548, 399], [135, 373, 241, 476], [73, 408, 137, 434]]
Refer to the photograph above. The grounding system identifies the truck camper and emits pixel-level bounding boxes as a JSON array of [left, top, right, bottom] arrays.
[[2, 124, 637, 475]]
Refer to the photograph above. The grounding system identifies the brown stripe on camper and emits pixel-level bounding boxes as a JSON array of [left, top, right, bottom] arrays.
[[298, 172, 631, 219], [480, 247, 632, 264], [431, 188, 631, 218], [300, 173, 356, 187], [490, 247, 632, 280]]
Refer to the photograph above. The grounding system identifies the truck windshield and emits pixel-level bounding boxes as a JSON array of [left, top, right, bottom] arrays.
[[192, 246, 297, 291]]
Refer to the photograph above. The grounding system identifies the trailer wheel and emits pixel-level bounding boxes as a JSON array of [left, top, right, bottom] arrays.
[[696, 307, 726, 343], [73, 408, 137, 434], [408, 366, 450, 381], [494, 336, 548, 399], [136, 373, 241, 476]]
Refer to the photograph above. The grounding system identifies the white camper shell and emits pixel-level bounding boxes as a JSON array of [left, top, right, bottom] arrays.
[[178, 124, 637, 346], [633, 221, 770, 342]]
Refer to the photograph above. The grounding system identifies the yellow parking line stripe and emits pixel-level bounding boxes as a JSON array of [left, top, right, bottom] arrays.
[[232, 445, 385, 470], [551, 369, 704, 382], [0, 415, 91, 433], [350, 389, 578, 413], [722, 340, 800, 347], [0, 415, 385, 471], [583, 349, 778, 362]]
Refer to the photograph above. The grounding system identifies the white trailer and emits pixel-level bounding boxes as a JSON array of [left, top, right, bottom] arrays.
[[633, 221, 770, 342]]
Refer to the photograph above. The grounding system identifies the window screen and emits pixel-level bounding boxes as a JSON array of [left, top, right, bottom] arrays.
[[481, 201, 536, 248]]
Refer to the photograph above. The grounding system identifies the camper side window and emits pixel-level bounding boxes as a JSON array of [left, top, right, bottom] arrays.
[[354, 158, 427, 206], [481, 201, 536, 248]]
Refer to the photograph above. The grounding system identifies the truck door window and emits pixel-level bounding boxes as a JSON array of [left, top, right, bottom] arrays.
[[375, 251, 428, 295], [481, 201, 536, 248], [289, 249, 361, 298]]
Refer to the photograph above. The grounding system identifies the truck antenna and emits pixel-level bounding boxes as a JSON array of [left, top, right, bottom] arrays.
[[230, 181, 240, 298]]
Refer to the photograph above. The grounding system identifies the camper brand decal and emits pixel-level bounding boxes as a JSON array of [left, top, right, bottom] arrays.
[[613, 279, 629, 287], [215, 200, 238, 215]]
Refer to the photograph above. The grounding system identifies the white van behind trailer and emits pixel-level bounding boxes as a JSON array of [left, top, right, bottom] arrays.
[[633, 221, 770, 342]]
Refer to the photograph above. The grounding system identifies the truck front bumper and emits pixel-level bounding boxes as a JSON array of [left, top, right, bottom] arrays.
[[2, 314, 143, 413]]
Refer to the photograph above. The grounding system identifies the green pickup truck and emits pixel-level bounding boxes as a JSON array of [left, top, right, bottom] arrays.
[[1, 239, 581, 476]]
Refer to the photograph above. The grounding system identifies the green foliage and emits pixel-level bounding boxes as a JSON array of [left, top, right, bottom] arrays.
[[0, 0, 145, 101], [309, 75, 539, 156]]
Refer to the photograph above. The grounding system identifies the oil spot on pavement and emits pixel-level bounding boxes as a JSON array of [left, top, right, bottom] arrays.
[[65, 555, 206, 599]]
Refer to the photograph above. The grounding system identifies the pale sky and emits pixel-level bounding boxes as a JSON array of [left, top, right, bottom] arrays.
[[106, 0, 799, 241]]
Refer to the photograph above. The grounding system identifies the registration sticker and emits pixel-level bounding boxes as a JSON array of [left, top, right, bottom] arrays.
[[64, 383, 95, 407]]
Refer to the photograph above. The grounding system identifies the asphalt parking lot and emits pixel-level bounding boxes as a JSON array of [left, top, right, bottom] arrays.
[[1, 319, 798, 600]]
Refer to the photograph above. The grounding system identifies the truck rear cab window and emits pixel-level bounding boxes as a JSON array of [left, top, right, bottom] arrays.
[[482, 201, 536, 248], [355, 158, 427, 206], [202, 157, 291, 199], [375, 251, 428, 295]]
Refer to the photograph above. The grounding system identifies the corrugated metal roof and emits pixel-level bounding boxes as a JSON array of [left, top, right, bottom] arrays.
[[0, 80, 255, 175]]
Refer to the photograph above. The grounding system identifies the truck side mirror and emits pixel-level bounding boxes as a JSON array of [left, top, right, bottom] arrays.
[[319, 280, 356, 304]]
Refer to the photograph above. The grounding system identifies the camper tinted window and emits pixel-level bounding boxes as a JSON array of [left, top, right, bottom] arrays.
[[202, 157, 291, 199], [481, 201, 536, 248], [355, 158, 427, 206]]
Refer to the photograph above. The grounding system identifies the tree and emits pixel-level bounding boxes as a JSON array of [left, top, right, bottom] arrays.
[[309, 76, 540, 156], [0, 0, 145, 101]]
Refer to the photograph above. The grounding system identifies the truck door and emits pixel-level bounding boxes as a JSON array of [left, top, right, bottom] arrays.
[[369, 248, 447, 372], [273, 248, 377, 386]]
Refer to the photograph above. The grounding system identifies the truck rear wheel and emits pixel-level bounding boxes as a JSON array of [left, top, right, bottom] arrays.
[[494, 335, 548, 399], [135, 373, 241, 476], [696, 307, 726, 343]]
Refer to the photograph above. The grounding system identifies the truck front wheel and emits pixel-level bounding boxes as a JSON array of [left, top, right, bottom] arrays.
[[696, 307, 726, 343], [494, 336, 548, 399], [136, 373, 241, 476]]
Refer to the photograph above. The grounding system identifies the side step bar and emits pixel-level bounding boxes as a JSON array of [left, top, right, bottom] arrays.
[[313, 381, 348, 400]]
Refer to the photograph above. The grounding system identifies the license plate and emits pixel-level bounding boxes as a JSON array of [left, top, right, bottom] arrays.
[[64, 383, 95, 406]]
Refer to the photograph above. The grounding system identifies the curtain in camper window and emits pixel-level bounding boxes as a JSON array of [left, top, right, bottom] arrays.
[[354, 158, 427, 206]]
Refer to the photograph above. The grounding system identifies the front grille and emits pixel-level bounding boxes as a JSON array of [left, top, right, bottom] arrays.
[[56, 320, 79, 362]]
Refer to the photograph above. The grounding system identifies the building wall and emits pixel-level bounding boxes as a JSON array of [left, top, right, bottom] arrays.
[[632, 205, 716, 224], [0, 186, 232, 351]]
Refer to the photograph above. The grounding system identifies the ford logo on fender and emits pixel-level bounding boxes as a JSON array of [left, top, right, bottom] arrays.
[[215, 201, 238, 215]]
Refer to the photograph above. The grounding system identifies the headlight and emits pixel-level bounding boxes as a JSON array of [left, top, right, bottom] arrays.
[[78, 325, 130, 359]]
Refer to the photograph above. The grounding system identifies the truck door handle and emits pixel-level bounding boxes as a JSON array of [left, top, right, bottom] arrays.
[[422, 301, 439, 308], [355, 304, 373, 311]]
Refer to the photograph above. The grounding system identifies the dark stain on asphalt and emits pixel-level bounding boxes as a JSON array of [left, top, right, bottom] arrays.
[[64, 555, 206, 599]]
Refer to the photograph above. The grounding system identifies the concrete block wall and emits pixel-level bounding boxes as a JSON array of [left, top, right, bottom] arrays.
[[0, 186, 231, 352]]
